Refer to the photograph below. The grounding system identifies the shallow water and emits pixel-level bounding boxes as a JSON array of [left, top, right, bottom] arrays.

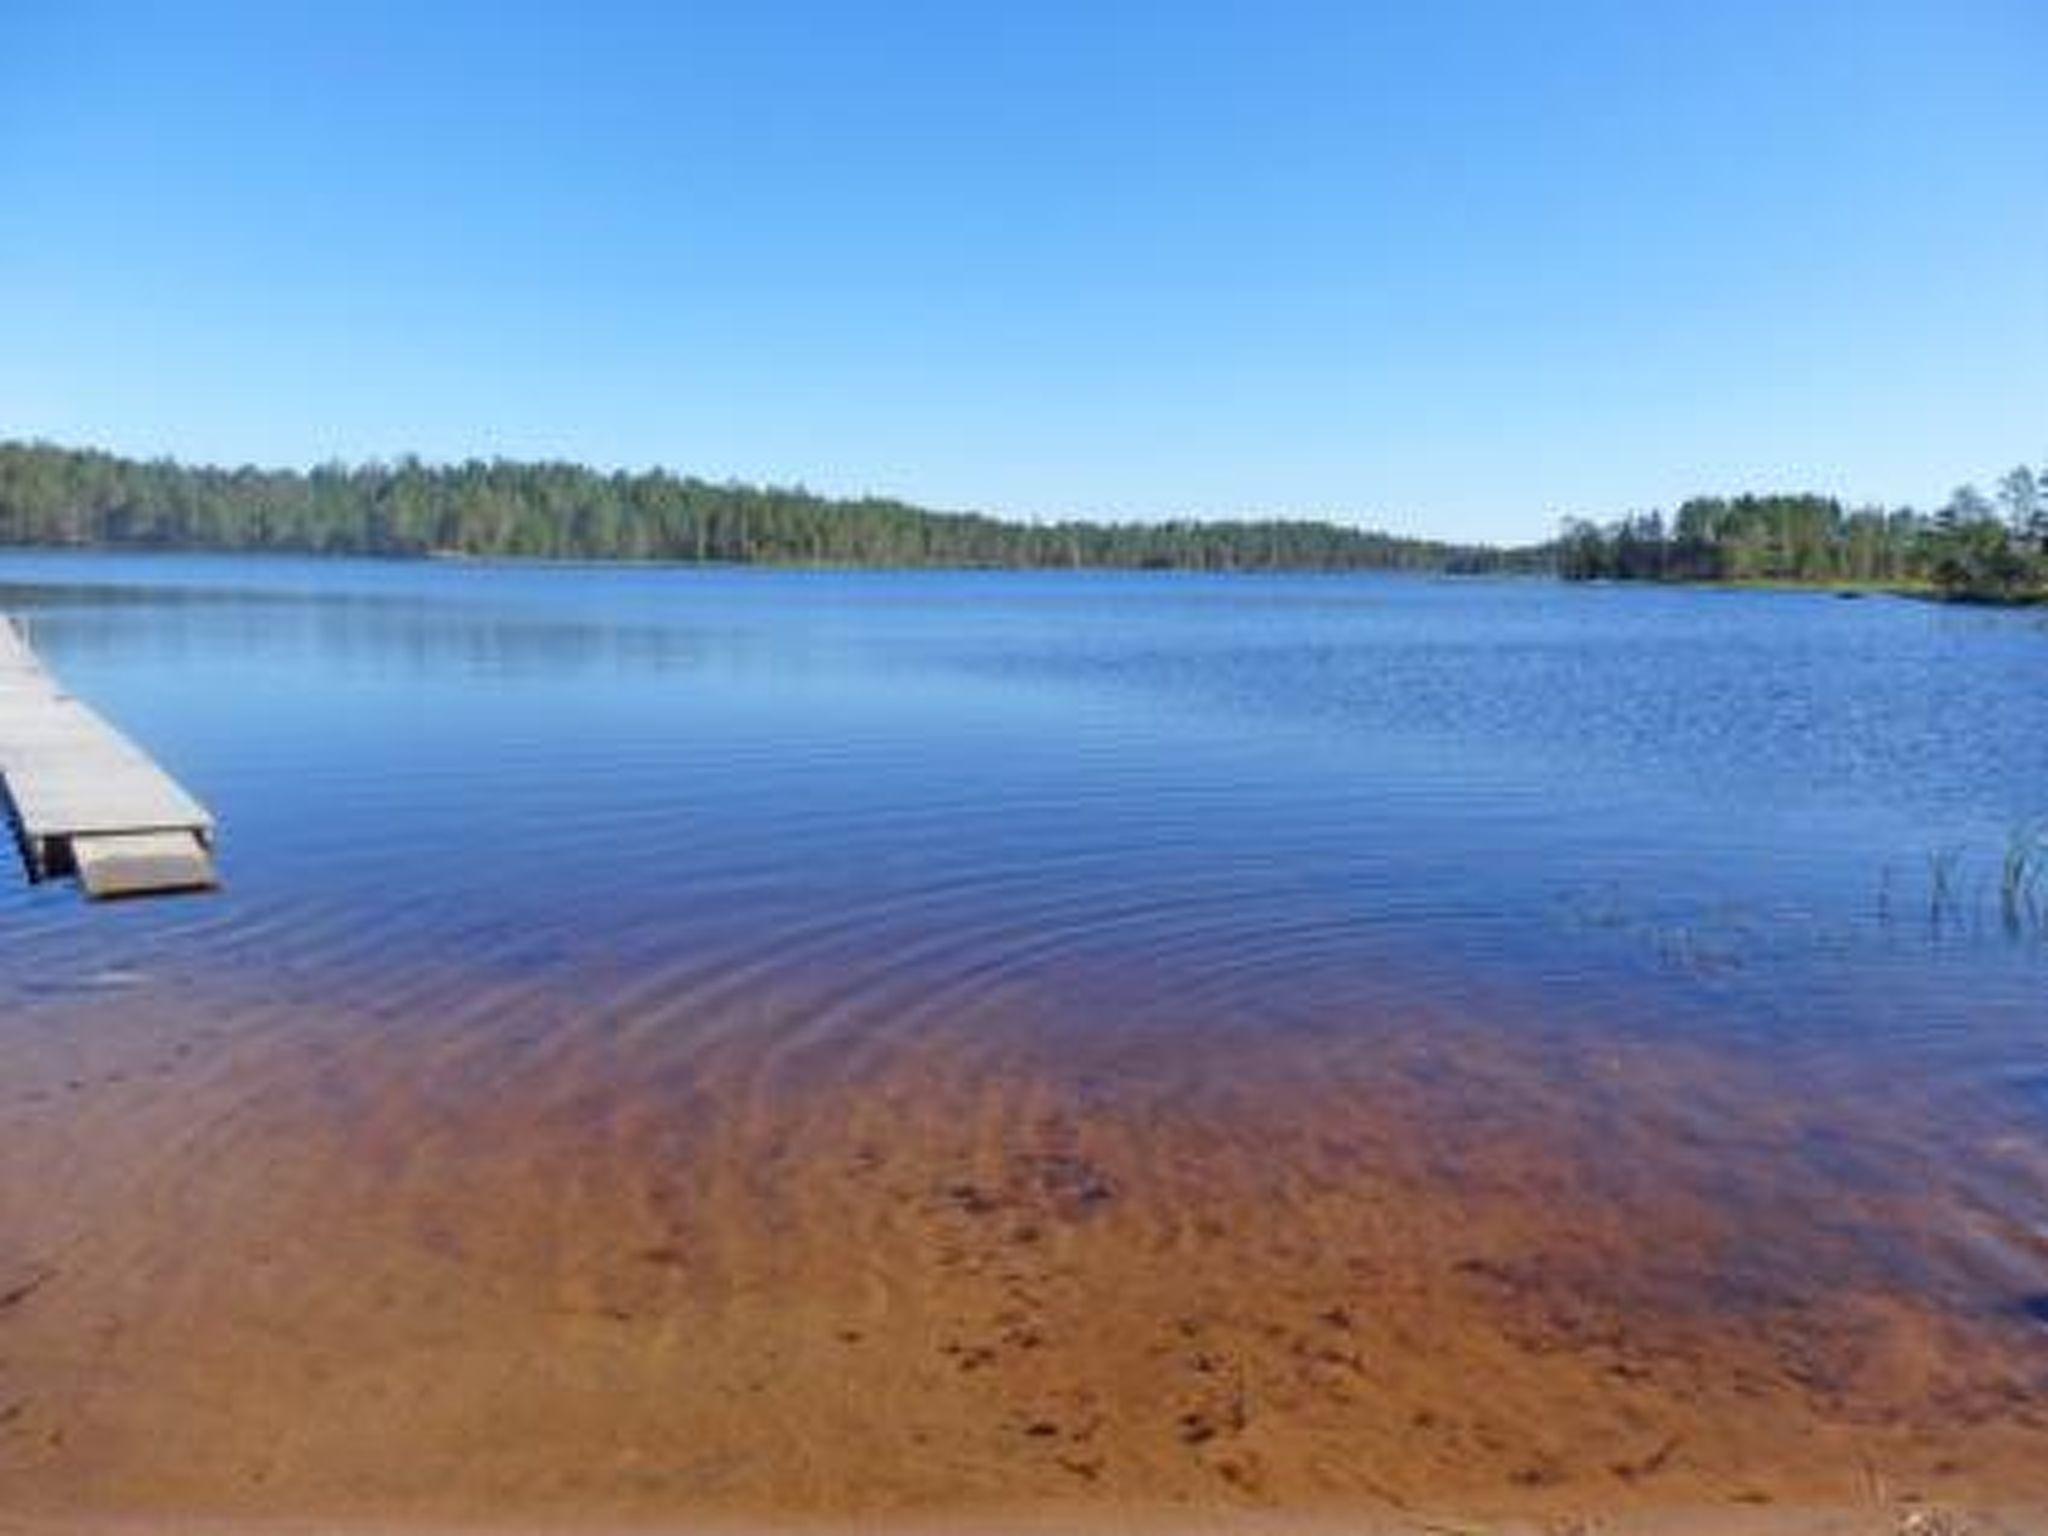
[[5, 555, 2044, 1070], [2, 553, 2045, 1518]]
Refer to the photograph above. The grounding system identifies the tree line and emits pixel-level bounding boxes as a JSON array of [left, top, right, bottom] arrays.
[[0, 440, 1533, 575], [1556, 461, 2048, 602]]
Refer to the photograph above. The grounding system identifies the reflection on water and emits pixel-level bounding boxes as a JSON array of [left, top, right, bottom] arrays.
[[4, 554, 2042, 1045], [2, 550, 2046, 1518]]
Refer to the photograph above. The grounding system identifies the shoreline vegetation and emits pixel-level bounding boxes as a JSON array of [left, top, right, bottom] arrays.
[[0, 440, 1534, 576], [1, 440, 2044, 604], [1556, 464, 2048, 606]]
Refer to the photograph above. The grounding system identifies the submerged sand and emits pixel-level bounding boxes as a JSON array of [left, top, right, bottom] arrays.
[[5, 1504, 2048, 1535], [2, 965, 2046, 1531]]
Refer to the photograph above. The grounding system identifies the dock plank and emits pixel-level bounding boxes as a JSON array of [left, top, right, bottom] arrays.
[[0, 618, 217, 896]]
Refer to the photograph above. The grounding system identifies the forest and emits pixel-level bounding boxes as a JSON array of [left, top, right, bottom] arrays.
[[0, 440, 1526, 575], [9, 440, 2042, 600], [1556, 462, 2048, 602]]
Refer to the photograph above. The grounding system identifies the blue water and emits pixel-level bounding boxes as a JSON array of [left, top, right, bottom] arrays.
[[11, 549, 2048, 1510], [2, 550, 2044, 1150]]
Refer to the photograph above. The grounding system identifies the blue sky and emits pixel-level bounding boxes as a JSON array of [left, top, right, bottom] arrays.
[[2, 1, 2043, 542]]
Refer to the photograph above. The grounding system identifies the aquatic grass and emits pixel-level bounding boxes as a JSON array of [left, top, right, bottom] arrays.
[[1889, 825, 2048, 944], [1926, 845, 1965, 933], [2002, 820, 2048, 938]]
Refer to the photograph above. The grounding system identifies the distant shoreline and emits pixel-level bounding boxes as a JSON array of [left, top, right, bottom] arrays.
[[0, 541, 1542, 580], [6, 438, 2043, 603], [1573, 574, 2047, 607], [1557, 479, 2048, 607], [7, 545, 2047, 609], [0, 439, 1537, 577]]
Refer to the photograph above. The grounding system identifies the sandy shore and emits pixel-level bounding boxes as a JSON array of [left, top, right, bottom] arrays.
[[3, 967, 2046, 1531]]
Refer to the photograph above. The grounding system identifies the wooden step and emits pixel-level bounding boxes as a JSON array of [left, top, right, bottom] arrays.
[[72, 830, 219, 900]]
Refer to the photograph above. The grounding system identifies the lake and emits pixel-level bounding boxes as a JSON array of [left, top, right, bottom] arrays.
[[3, 551, 2046, 1523]]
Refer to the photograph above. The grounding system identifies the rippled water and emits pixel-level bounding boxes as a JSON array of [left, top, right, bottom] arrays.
[[5, 553, 2048, 1278], [6, 551, 2044, 1019], [6, 551, 2048, 1515]]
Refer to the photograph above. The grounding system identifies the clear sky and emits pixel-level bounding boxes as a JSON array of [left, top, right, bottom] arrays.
[[2, 2, 2043, 542]]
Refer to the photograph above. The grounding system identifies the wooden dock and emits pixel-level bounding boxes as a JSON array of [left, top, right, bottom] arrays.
[[0, 617, 217, 898]]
